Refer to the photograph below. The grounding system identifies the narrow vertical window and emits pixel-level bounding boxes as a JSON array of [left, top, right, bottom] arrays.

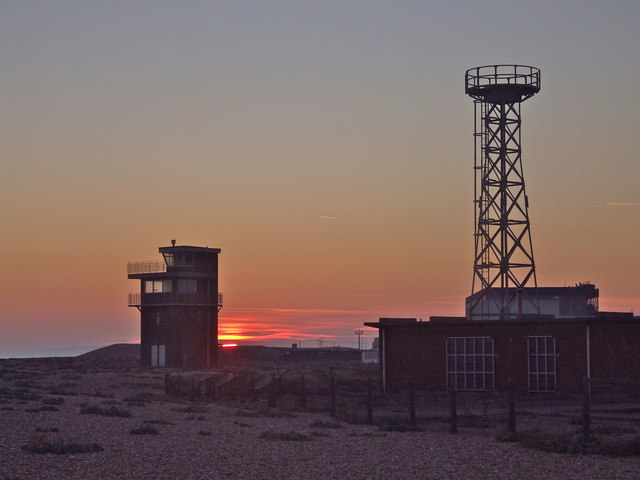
[[528, 336, 556, 392]]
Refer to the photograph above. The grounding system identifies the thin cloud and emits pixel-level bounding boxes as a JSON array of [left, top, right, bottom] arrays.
[[595, 201, 640, 207], [319, 216, 339, 220]]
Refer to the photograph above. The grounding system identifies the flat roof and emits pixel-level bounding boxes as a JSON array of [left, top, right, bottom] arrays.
[[365, 312, 637, 329], [159, 245, 221, 254]]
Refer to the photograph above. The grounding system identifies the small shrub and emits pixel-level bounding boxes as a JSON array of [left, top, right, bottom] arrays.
[[198, 430, 213, 436], [599, 437, 640, 457], [174, 404, 208, 414], [379, 423, 422, 432], [143, 419, 174, 425], [567, 435, 600, 454], [35, 427, 59, 433], [130, 425, 159, 435], [42, 397, 65, 405], [123, 392, 154, 403], [235, 407, 295, 419], [80, 404, 132, 418], [520, 433, 570, 454], [495, 431, 524, 443], [258, 430, 311, 441], [309, 420, 342, 429], [310, 431, 330, 437], [25, 405, 59, 413], [22, 436, 103, 454], [589, 424, 637, 435]]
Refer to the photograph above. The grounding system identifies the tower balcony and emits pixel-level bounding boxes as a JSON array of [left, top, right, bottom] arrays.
[[127, 261, 166, 275], [128, 292, 223, 307]]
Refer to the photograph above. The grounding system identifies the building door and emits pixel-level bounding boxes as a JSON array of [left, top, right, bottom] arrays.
[[151, 345, 166, 367]]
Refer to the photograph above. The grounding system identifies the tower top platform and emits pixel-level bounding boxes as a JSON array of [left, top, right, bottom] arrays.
[[465, 64, 540, 104]]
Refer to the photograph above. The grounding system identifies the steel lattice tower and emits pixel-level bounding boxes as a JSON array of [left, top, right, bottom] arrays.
[[465, 65, 540, 320]]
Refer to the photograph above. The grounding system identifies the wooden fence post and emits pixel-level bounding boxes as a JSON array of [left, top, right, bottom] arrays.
[[507, 378, 516, 434], [582, 376, 591, 438], [366, 379, 373, 425], [330, 373, 336, 418], [300, 374, 307, 410], [449, 386, 458, 434], [409, 380, 416, 428], [268, 373, 277, 408]]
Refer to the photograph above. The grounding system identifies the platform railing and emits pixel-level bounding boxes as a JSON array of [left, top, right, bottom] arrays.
[[127, 292, 223, 307], [127, 261, 166, 274]]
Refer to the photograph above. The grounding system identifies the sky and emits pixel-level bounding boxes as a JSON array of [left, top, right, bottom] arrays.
[[1, 0, 638, 357]]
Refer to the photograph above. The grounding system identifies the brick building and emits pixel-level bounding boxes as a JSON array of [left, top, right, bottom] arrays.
[[365, 313, 640, 395]]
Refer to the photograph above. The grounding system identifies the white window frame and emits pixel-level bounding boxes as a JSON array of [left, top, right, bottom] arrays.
[[528, 336, 556, 393], [145, 279, 172, 293], [446, 337, 495, 391]]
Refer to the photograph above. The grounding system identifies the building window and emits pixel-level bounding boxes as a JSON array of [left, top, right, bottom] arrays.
[[155, 312, 160, 326], [528, 336, 556, 392], [178, 279, 197, 292], [446, 337, 494, 391], [145, 279, 172, 293], [150, 344, 166, 367], [163, 253, 175, 266]]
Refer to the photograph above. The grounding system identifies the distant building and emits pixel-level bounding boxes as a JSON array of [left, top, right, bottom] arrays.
[[128, 243, 222, 368], [466, 284, 599, 320], [365, 313, 640, 395], [361, 337, 380, 364]]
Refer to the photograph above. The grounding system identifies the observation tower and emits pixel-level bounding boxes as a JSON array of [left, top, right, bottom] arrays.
[[465, 65, 540, 320]]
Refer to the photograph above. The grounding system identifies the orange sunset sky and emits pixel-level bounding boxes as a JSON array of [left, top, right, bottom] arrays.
[[1, 1, 639, 357]]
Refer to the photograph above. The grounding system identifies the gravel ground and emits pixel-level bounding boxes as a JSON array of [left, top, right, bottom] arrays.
[[1, 360, 640, 480]]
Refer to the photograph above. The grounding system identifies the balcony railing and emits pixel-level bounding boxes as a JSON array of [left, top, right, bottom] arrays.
[[128, 292, 223, 307], [127, 261, 166, 275]]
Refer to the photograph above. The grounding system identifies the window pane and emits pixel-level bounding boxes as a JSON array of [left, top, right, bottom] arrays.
[[456, 373, 465, 389], [465, 338, 474, 355], [528, 337, 536, 353], [466, 355, 474, 371], [484, 355, 494, 372], [546, 337, 555, 354], [475, 356, 484, 372], [447, 338, 455, 354], [465, 373, 474, 389], [537, 337, 546, 354], [475, 338, 484, 354], [538, 374, 547, 391], [447, 355, 455, 371], [537, 356, 546, 372], [547, 374, 556, 391], [163, 280, 172, 292], [529, 374, 537, 391], [547, 355, 555, 372], [485, 339, 494, 355], [529, 355, 537, 373], [456, 338, 465, 353], [456, 356, 464, 371]]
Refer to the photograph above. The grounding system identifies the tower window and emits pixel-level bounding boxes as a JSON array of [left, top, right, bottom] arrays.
[[145, 279, 172, 293], [178, 279, 197, 292]]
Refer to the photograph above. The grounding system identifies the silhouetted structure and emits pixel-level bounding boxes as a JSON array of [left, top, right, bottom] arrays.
[[465, 283, 599, 319], [128, 242, 222, 368], [466, 65, 540, 320], [367, 314, 640, 394], [364, 66, 640, 396]]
